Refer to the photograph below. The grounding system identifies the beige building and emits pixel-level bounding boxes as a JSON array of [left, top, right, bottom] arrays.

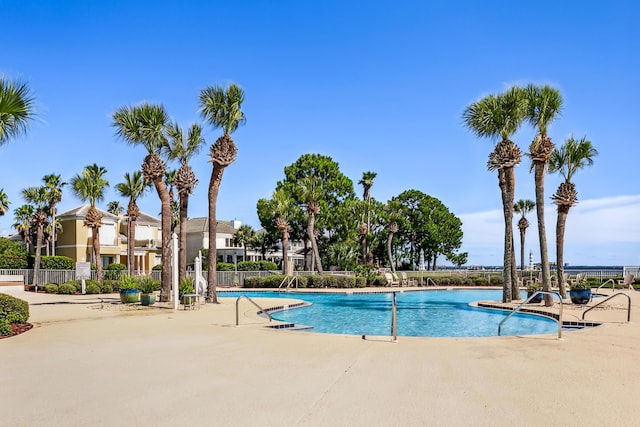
[[56, 205, 161, 272]]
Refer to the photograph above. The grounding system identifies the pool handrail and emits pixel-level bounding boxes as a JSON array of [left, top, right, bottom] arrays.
[[235, 296, 273, 326], [582, 293, 631, 322], [498, 291, 563, 339], [596, 278, 616, 294]]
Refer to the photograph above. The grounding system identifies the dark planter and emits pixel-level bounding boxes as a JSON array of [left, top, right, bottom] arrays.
[[120, 289, 140, 304], [140, 292, 156, 306], [527, 291, 542, 303], [570, 288, 592, 305]]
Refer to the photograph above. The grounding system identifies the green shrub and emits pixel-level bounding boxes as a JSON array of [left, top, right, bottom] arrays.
[[57, 283, 77, 294], [85, 283, 101, 294], [259, 260, 278, 271], [119, 275, 138, 291], [104, 279, 119, 292], [0, 255, 28, 269], [474, 277, 489, 285], [0, 293, 29, 326], [40, 256, 75, 270], [137, 276, 157, 293], [179, 278, 194, 294], [217, 262, 235, 271], [369, 275, 386, 287], [152, 264, 162, 271], [489, 275, 503, 285], [355, 276, 367, 288], [43, 284, 59, 294], [237, 261, 260, 271], [436, 277, 450, 285], [0, 319, 10, 336], [449, 276, 463, 285], [100, 281, 113, 293], [63, 280, 82, 293], [104, 263, 127, 280]]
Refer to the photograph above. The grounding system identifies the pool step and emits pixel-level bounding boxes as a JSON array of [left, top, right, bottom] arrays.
[[266, 323, 313, 331]]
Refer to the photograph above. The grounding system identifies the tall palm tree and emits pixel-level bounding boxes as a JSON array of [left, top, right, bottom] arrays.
[[42, 174, 65, 256], [70, 164, 109, 282], [199, 83, 246, 303], [107, 201, 124, 216], [0, 78, 35, 145], [514, 199, 535, 271], [358, 171, 377, 264], [112, 103, 172, 301], [0, 189, 9, 217], [22, 186, 49, 288], [13, 204, 34, 251], [462, 87, 527, 302], [525, 84, 563, 306], [116, 171, 150, 275], [270, 189, 294, 275], [386, 220, 399, 273], [299, 176, 324, 273], [550, 135, 597, 298], [165, 122, 205, 284], [233, 224, 255, 261]]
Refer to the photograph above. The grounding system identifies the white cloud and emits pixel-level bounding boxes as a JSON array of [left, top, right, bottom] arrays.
[[459, 195, 640, 267]]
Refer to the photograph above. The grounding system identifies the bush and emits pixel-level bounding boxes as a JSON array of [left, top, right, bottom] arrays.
[[179, 278, 194, 294], [369, 275, 387, 287], [0, 293, 29, 326], [43, 284, 59, 293], [137, 276, 157, 293], [259, 260, 278, 271], [217, 262, 235, 271], [489, 275, 503, 285], [355, 276, 367, 288], [64, 280, 82, 293], [0, 319, 10, 336], [119, 275, 138, 291], [0, 255, 28, 269], [152, 264, 162, 271], [104, 263, 127, 280], [237, 261, 260, 271], [40, 256, 75, 270], [100, 282, 113, 293], [104, 279, 119, 292], [58, 283, 77, 294], [474, 277, 489, 285], [85, 283, 101, 294]]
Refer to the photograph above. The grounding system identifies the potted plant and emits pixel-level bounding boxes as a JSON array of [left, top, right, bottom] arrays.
[[137, 276, 158, 306], [178, 278, 195, 305], [570, 278, 592, 305], [526, 282, 543, 303], [119, 275, 140, 304]]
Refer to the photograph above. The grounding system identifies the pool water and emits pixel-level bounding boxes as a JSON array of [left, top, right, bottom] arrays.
[[221, 289, 559, 338]]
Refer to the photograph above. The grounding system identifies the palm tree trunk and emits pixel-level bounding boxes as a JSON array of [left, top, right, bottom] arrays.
[[387, 232, 395, 274], [127, 217, 136, 275], [520, 227, 526, 271], [281, 229, 289, 275], [556, 205, 570, 299], [534, 164, 552, 306], [178, 192, 189, 285], [93, 226, 103, 282], [152, 178, 172, 302], [511, 234, 520, 299], [498, 169, 513, 303], [308, 212, 323, 273], [207, 165, 225, 303], [32, 225, 44, 288], [51, 207, 56, 256]]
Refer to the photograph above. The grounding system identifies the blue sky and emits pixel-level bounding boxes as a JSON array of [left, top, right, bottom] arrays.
[[1, 0, 639, 267]]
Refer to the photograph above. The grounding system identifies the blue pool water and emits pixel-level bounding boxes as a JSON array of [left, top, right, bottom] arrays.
[[221, 289, 559, 337]]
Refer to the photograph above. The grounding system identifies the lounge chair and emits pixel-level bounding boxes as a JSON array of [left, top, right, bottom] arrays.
[[617, 274, 635, 290], [384, 272, 400, 287], [400, 272, 417, 287]]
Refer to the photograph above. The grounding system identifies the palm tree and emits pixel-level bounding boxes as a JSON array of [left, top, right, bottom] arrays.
[[269, 189, 294, 275], [0, 78, 35, 145], [233, 224, 255, 261], [0, 189, 9, 217], [112, 103, 173, 302], [116, 171, 150, 275], [70, 164, 109, 282], [299, 176, 324, 273], [550, 135, 597, 298], [165, 122, 205, 284], [13, 204, 34, 251], [513, 199, 535, 271], [22, 186, 49, 288], [463, 87, 527, 302], [107, 201, 124, 216], [42, 174, 65, 256], [386, 220, 399, 273], [199, 83, 246, 303], [358, 171, 377, 264], [525, 85, 563, 306]]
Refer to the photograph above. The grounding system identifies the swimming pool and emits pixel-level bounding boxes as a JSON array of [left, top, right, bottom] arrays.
[[220, 289, 559, 337]]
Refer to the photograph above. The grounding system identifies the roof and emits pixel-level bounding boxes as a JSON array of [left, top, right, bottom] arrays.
[[57, 204, 120, 221], [185, 218, 239, 235]]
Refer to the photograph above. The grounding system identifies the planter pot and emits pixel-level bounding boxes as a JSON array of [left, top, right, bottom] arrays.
[[570, 288, 592, 305], [140, 292, 156, 306], [527, 291, 542, 303], [120, 289, 140, 304]]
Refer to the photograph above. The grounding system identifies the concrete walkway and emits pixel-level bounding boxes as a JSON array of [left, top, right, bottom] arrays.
[[2, 286, 640, 426]]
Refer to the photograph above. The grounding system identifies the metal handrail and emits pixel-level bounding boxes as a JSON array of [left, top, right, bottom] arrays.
[[235, 296, 273, 326], [498, 291, 563, 339], [425, 277, 437, 287], [277, 276, 297, 291], [582, 293, 631, 322], [391, 292, 398, 342], [596, 279, 616, 294]]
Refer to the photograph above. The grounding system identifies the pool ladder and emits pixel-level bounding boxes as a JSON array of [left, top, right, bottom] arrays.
[[235, 296, 273, 326], [498, 291, 564, 339]]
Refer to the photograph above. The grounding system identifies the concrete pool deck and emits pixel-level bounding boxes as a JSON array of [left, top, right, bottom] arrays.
[[1, 285, 640, 426]]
